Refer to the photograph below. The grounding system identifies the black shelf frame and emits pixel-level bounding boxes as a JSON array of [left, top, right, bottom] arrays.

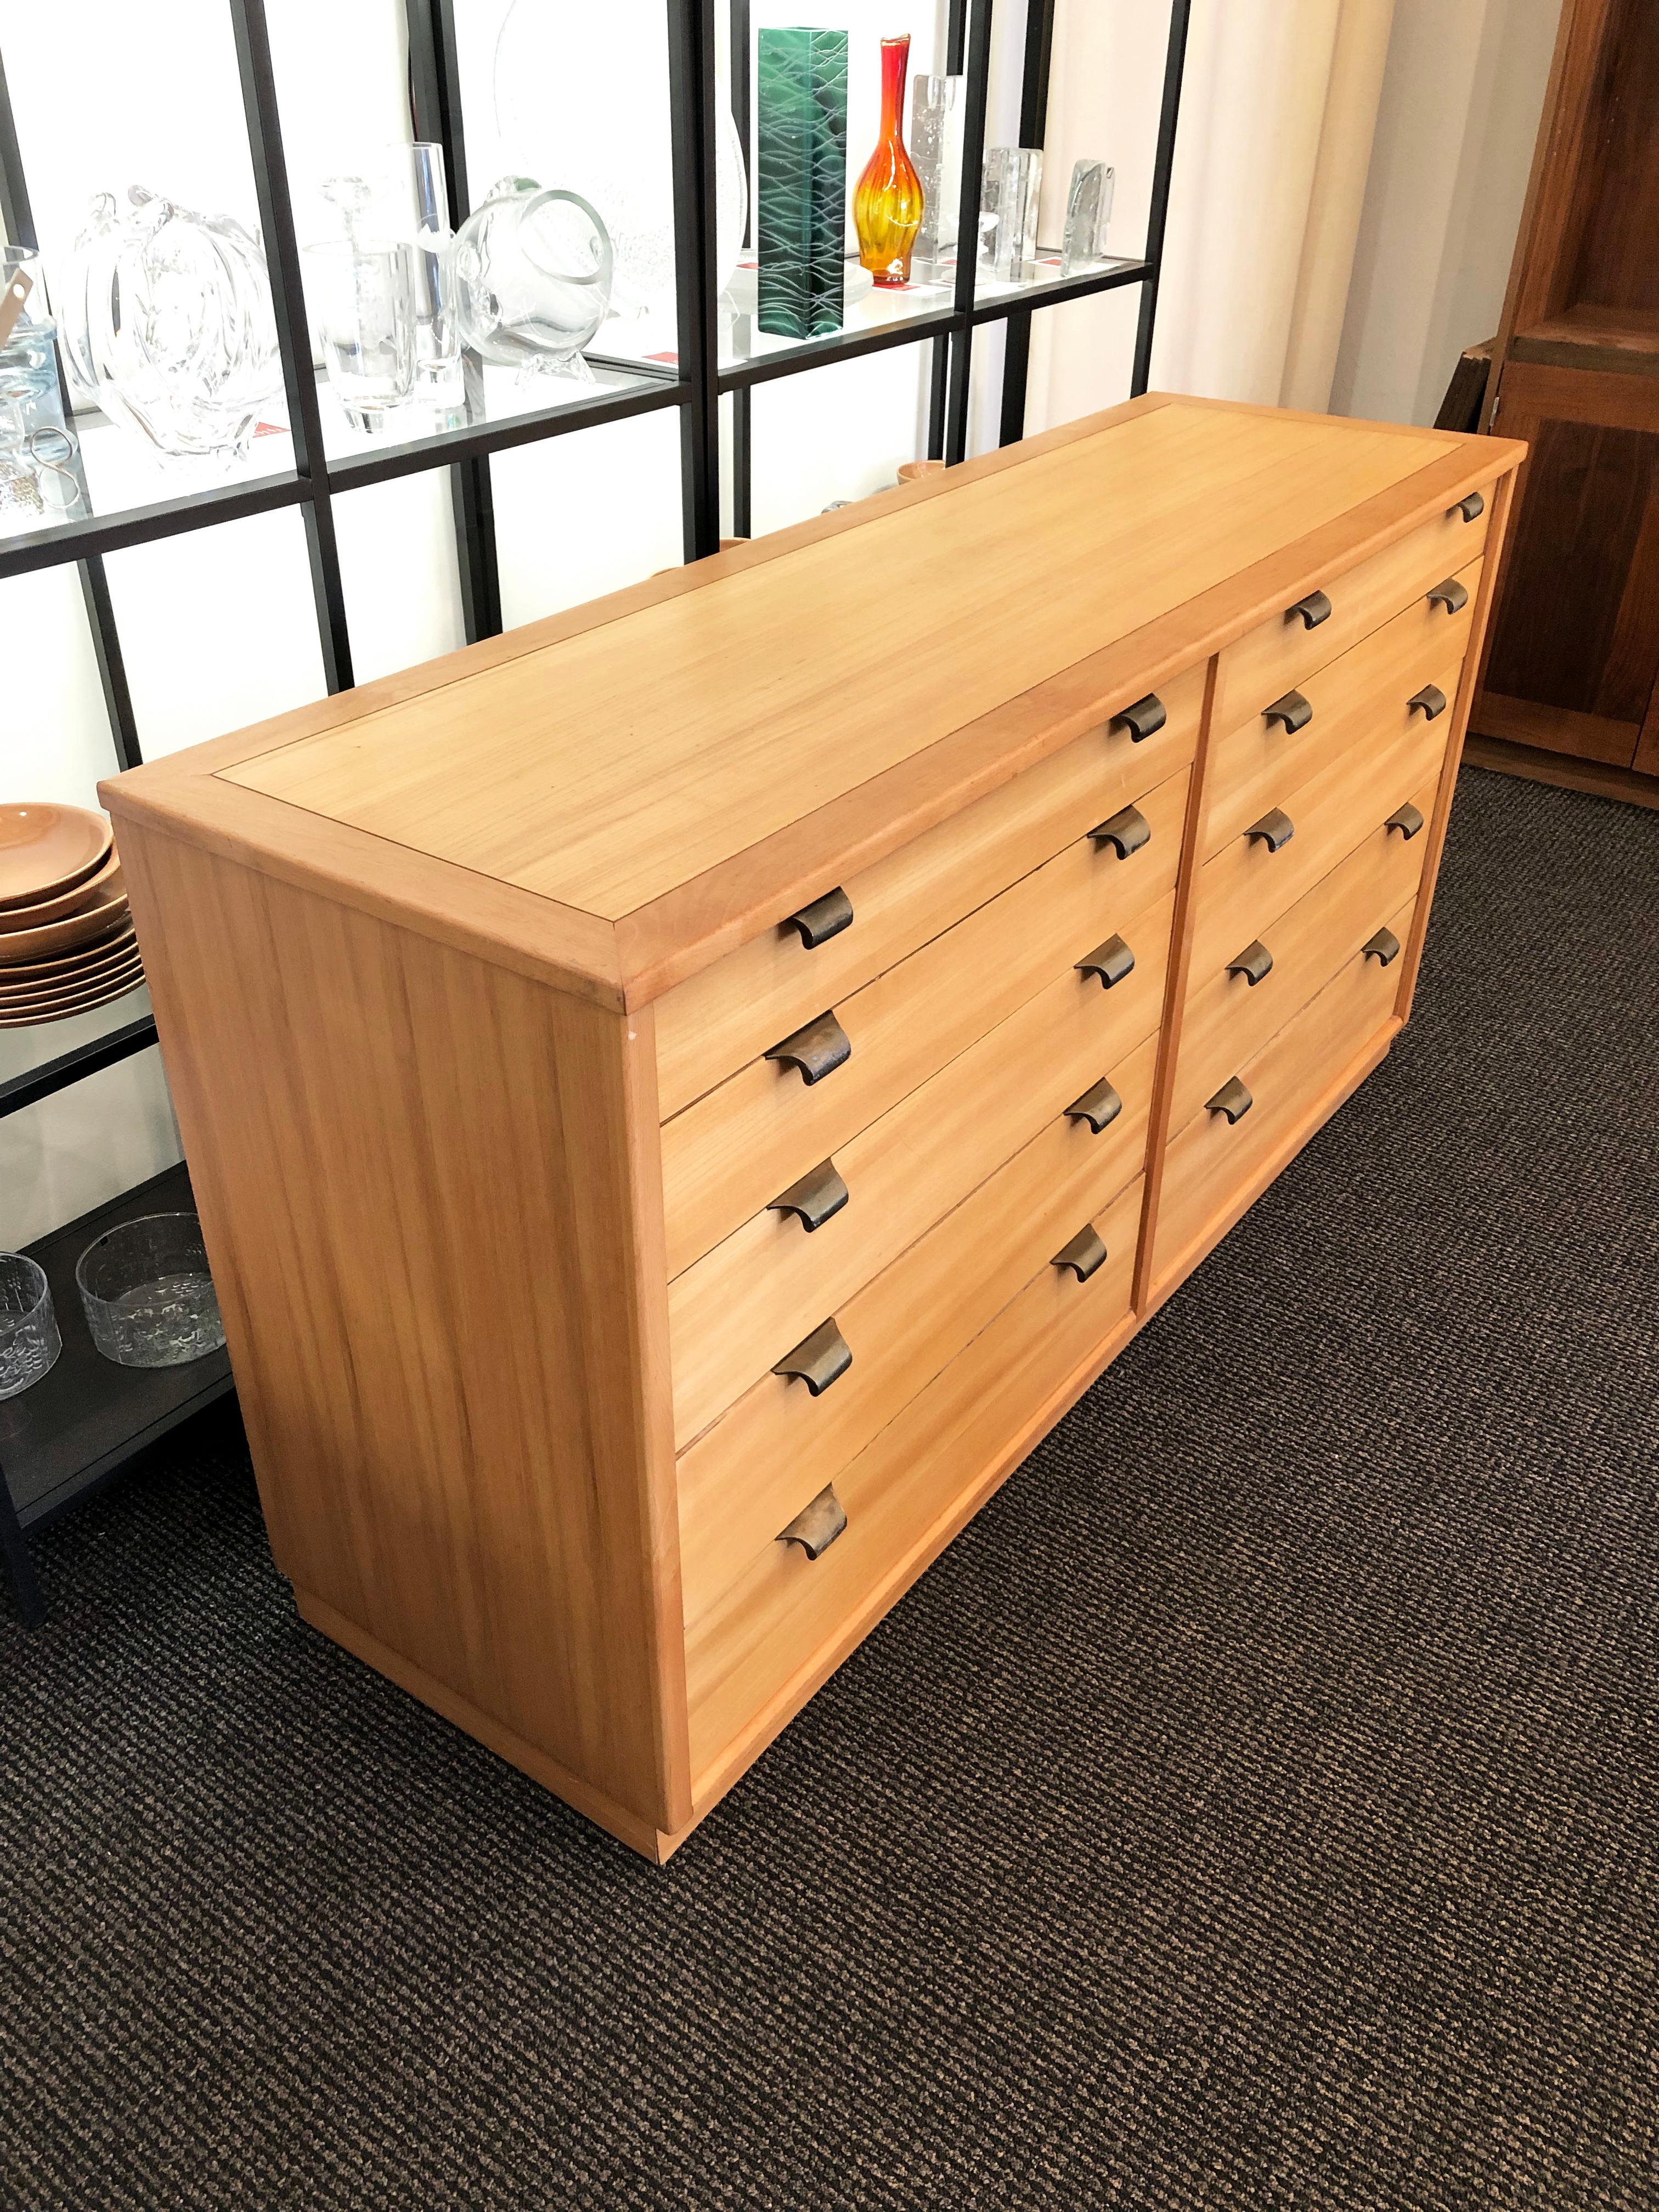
[[0, 0, 1189, 1610]]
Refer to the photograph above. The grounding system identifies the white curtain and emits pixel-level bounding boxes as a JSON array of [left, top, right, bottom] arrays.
[[1023, 0, 1396, 433]]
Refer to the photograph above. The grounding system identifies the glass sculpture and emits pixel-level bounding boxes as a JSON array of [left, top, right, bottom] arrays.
[[910, 74, 962, 283], [854, 35, 924, 286], [757, 28, 849, 340], [978, 147, 1043, 283], [63, 188, 281, 462], [1061, 159, 1115, 275]]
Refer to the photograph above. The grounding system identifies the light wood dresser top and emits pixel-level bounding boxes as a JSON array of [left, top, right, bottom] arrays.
[[108, 395, 1509, 1012]]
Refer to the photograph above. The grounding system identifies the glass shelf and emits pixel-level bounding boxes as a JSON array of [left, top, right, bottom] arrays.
[[319, 357, 680, 484], [0, 355, 681, 574], [972, 251, 1150, 319]]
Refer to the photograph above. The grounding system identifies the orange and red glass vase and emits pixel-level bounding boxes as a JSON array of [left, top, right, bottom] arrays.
[[854, 36, 924, 286]]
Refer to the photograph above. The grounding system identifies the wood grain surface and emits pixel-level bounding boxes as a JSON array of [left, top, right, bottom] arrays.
[[119, 820, 691, 1832], [222, 408, 1459, 921]]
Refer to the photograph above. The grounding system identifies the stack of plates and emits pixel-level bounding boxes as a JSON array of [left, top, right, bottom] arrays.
[[0, 803, 143, 1029]]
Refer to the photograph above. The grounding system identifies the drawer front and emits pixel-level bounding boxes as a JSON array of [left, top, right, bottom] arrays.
[[686, 1175, 1145, 1780], [1200, 557, 1478, 859], [668, 890, 1173, 1446], [1210, 492, 1492, 734], [1172, 769, 1438, 1131], [678, 1028, 1157, 1624], [653, 661, 1206, 1120], [1154, 895, 1414, 1280], [1188, 670, 1454, 986], [662, 765, 1188, 1277]]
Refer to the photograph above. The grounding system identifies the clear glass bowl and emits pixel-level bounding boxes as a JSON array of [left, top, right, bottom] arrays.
[[75, 1212, 225, 1369], [0, 1252, 60, 1399]]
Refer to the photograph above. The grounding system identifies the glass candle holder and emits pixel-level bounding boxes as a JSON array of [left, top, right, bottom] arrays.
[[0, 1253, 60, 1400], [303, 236, 417, 432], [76, 1213, 225, 1369]]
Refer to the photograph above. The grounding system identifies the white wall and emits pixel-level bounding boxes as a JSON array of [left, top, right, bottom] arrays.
[[1331, 0, 1561, 425]]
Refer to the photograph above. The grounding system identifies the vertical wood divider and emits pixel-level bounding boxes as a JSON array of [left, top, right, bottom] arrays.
[[1395, 469, 1517, 1023], [1131, 651, 1219, 1312]]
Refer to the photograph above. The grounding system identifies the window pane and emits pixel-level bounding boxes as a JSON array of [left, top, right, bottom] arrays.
[[490, 411, 684, 630], [334, 473, 468, 684], [102, 507, 327, 759], [750, 343, 931, 534], [3, 570, 119, 803], [0, 1030, 179, 1252]]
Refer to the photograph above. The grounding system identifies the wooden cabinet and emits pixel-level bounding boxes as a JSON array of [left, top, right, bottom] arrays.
[[101, 395, 1522, 1864], [1475, 0, 1659, 787]]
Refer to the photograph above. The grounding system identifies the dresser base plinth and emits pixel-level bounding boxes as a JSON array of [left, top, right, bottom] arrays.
[[291, 1588, 699, 1866]]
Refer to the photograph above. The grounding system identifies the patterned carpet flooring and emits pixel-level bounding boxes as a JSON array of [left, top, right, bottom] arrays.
[[2, 766, 1656, 2208]]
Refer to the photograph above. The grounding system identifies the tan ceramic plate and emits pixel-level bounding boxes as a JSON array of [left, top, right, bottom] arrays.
[[0, 980, 146, 1029], [0, 847, 124, 932], [0, 957, 145, 1017], [0, 920, 139, 985], [0, 804, 113, 908], [0, 895, 131, 966]]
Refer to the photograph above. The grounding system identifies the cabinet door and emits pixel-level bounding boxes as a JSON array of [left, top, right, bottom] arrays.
[[1477, 360, 1659, 768]]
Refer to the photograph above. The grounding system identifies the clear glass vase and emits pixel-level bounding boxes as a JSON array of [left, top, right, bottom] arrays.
[[444, 178, 613, 379]]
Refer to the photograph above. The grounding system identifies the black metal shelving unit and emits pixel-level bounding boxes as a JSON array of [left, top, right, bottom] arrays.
[[0, 0, 1190, 1621]]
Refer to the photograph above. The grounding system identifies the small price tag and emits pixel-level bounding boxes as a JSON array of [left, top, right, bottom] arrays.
[[0, 267, 32, 349]]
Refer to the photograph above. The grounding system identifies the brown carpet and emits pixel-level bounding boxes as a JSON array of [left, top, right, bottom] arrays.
[[3, 765, 1657, 2208]]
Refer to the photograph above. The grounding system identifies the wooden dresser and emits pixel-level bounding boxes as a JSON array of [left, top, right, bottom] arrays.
[[103, 395, 1523, 1863]]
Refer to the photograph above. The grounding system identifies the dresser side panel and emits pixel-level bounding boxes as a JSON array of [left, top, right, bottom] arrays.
[[119, 822, 689, 1832]]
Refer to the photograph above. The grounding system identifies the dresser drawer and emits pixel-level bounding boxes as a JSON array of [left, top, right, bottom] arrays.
[[1200, 557, 1478, 860], [653, 662, 1206, 1120], [1155, 895, 1414, 1279], [1210, 491, 1492, 734], [1188, 673, 1453, 986], [1172, 774, 1437, 1132], [678, 1028, 1156, 1624], [685, 1174, 1145, 1781], [667, 904, 1170, 1446], [662, 766, 1187, 1277]]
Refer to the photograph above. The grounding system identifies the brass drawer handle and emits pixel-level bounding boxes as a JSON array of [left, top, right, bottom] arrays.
[[1263, 689, 1312, 734], [1245, 808, 1295, 852], [1426, 577, 1469, 615], [1088, 803, 1150, 859], [1449, 490, 1484, 523], [777, 1485, 848, 1559], [783, 886, 854, 947], [1110, 692, 1166, 743], [1064, 1076, 1123, 1133], [1227, 940, 1273, 986], [772, 1317, 852, 1395], [1386, 802, 1425, 840], [765, 1009, 851, 1084], [1286, 588, 1331, 629], [1363, 926, 1402, 967], [1052, 1224, 1108, 1282], [1075, 934, 1135, 989], [768, 1158, 849, 1233], [1206, 1076, 1253, 1124], [1408, 683, 1448, 721]]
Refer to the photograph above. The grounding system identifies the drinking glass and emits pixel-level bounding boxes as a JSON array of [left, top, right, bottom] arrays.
[[303, 238, 417, 431], [76, 1213, 225, 1369], [0, 1254, 60, 1399]]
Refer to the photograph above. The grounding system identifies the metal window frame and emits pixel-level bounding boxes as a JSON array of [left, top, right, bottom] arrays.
[[0, 0, 1190, 1127]]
